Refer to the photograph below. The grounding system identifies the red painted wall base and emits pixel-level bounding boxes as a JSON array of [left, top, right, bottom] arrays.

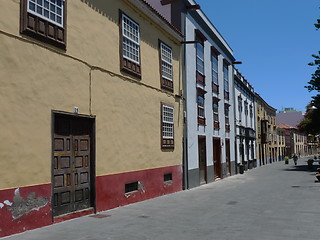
[[0, 165, 182, 238], [0, 184, 51, 238], [96, 165, 183, 212]]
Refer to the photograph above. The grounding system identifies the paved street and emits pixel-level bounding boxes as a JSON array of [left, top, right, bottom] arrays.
[[4, 157, 320, 240]]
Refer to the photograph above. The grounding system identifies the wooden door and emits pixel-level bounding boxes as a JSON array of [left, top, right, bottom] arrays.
[[198, 136, 207, 185], [226, 139, 231, 175], [53, 114, 93, 217], [213, 138, 222, 179]]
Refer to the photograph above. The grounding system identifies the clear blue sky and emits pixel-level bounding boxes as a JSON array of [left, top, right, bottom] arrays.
[[196, 0, 320, 112]]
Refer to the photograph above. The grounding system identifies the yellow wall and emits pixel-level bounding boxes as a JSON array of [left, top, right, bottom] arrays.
[[255, 97, 277, 162], [0, 0, 182, 189]]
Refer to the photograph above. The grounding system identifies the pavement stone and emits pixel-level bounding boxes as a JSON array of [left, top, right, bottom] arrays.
[[3, 156, 320, 240]]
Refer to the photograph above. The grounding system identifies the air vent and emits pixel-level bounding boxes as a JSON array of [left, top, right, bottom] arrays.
[[164, 173, 172, 183], [125, 181, 138, 193]]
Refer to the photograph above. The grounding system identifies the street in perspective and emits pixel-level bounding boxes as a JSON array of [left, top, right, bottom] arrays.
[[1, 0, 320, 239], [4, 157, 320, 240]]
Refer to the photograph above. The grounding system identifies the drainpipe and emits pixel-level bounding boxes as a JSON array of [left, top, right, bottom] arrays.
[[181, 6, 188, 190]]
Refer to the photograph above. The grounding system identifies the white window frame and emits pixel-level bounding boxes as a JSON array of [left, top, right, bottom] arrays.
[[162, 105, 174, 140], [27, 0, 64, 27], [122, 13, 140, 64], [160, 42, 173, 81]]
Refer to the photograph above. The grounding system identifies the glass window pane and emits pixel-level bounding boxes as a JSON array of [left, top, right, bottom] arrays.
[[50, 12, 55, 21], [36, 6, 42, 14], [29, 2, 36, 11], [44, 9, 49, 18], [44, 1, 49, 9], [50, 3, 55, 11]]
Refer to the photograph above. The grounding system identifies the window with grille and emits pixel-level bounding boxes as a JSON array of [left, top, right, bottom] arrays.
[[122, 14, 140, 64], [160, 42, 173, 81], [20, 0, 66, 49], [250, 105, 253, 127], [160, 41, 173, 91], [197, 89, 205, 125], [223, 63, 229, 93], [196, 42, 204, 75], [211, 53, 219, 94], [244, 102, 248, 115], [161, 104, 174, 148], [195, 30, 206, 85], [120, 12, 141, 76], [213, 102, 219, 121], [27, 0, 64, 27], [213, 98, 219, 129], [211, 54, 218, 85], [225, 104, 230, 131]]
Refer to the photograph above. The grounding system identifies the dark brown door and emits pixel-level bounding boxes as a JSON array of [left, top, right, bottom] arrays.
[[198, 136, 207, 185], [53, 114, 93, 217], [213, 137, 222, 179], [226, 139, 231, 175]]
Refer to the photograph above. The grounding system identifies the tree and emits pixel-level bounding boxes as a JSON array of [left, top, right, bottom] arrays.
[[299, 17, 320, 134]]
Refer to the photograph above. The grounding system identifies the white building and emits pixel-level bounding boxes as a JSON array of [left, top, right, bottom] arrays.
[[145, 0, 238, 188], [172, 0, 236, 188], [234, 69, 256, 172]]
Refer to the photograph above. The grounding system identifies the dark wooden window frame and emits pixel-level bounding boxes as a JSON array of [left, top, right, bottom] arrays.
[[161, 103, 174, 149], [20, 0, 67, 50], [119, 10, 142, 78], [159, 39, 174, 92]]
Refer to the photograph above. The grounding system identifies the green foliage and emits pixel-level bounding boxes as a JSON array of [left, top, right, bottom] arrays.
[[300, 17, 320, 134], [315, 19, 320, 29]]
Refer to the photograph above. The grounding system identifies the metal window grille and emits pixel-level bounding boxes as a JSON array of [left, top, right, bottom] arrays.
[[162, 105, 174, 139], [161, 42, 173, 81], [27, 0, 64, 27], [122, 14, 140, 64]]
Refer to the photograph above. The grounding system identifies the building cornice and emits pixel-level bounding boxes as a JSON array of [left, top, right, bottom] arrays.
[[125, 0, 184, 42]]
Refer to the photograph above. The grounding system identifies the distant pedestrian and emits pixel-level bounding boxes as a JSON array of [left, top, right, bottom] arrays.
[[293, 154, 298, 165]]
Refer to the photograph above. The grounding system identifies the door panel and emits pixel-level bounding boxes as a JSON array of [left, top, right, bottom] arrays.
[[53, 114, 93, 217], [226, 139, 231, 175], [198, 137, 207, 185], [213, 138, 222, 179]]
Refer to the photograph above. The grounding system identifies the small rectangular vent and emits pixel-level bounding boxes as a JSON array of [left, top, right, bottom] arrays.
[[125, 181, 139, 193], [164, 173, 172, 182]]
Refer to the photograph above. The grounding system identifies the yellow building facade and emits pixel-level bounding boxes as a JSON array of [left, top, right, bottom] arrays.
[[0, 0, 183, 237], [277, 127, 286, 160], [255, 93, 278, 166]]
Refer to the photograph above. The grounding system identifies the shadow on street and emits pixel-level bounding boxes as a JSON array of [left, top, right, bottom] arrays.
[[282, 163, 320, 173]]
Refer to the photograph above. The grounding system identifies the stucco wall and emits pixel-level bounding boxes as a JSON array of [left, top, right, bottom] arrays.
[[0, 34, 91, 189], [0, 0, 182, 188], [92, 70, 183, 176], [184, 12, 235, 185]]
